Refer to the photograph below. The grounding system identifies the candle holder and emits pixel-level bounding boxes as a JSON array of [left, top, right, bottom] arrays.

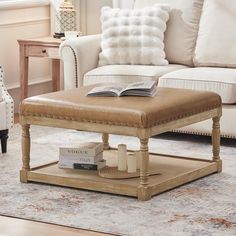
[[135, 150, 141, 170], [54, 0, 77, 38], [117, 144, 127, 171], [127, 154, 137, 173]]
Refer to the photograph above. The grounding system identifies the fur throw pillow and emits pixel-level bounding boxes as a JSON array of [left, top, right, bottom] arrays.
[[98, 5, 170, 66]]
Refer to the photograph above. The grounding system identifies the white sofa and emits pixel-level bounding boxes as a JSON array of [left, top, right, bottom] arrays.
[[60, 0, 236, 138]]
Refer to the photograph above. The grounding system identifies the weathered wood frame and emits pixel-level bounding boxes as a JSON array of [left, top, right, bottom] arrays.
[[20, 107, 222, 201]]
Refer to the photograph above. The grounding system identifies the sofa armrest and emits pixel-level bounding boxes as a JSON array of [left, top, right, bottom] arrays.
[[60, 34, 101, 89]]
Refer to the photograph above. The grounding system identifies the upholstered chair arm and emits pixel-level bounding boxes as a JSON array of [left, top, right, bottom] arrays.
[[60, 34, 101, 89], [0, 66, 14, 129]]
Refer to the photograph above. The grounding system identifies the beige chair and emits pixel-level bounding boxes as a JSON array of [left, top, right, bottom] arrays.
[[0, 65, 14, 153]]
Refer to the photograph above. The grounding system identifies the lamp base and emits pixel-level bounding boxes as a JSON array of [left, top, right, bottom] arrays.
[[53, 33, 65, 39]]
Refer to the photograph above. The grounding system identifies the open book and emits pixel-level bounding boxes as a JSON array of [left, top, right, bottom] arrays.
[[87, 81, 157, 97]]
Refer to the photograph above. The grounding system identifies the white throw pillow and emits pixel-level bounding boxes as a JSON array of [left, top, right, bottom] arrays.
[[134, 0, 204, 66], [98, 5, 170, 66], [194, 0, 236, 67]]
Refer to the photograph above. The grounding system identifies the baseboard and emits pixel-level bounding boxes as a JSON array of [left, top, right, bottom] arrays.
[[9, 79, 53, 113]]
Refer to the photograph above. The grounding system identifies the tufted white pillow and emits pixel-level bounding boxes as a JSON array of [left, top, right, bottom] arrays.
[[98, 5, 170, 66]]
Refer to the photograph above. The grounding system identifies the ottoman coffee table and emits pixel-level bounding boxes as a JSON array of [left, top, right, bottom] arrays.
[[19, 87, 222, 201]]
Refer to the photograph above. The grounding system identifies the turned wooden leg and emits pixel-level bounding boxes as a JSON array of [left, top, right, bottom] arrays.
[[0, 129, 8, 153], [20, 124, 30, 182], [102, 133, 110, 150], [138, 138, 151, 201], [212, 116, 222, 172]]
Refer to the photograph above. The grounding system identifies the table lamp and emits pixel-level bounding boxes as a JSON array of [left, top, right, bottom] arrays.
[[54, 0, 77, 38]]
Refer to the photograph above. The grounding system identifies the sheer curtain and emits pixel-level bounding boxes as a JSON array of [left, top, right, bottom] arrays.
[[112, 0, 135, 8]]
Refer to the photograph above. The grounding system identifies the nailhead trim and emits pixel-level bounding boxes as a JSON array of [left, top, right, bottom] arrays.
[[61, 45, 79, 88], [173, 129, 236, 139], [0, 65, 14, 129], [21, 103, 220, 129]]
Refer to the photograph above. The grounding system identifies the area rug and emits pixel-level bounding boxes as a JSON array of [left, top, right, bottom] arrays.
[[0, 125, 236, 236]]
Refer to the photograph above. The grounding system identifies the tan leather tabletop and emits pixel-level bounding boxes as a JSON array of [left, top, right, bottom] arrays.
[[20, 86, 221, 128]]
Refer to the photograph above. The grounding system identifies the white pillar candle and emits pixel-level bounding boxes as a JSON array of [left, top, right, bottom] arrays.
[[135, 151, 141, 170], [127, 154, 137, 173], [118, 144, 127, 171]]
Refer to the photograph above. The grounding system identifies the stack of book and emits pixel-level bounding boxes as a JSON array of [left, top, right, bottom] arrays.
[[58, 142, 106, 170]]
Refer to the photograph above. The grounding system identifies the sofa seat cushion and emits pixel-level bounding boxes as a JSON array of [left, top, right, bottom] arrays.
[[83, 64, 188, 86], [158, 67, 236, 104]]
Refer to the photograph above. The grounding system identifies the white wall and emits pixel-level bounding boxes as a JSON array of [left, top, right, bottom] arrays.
[[113, 0, 135, 8], [79, 0, 112, 35], [0, 3, 51, 112]]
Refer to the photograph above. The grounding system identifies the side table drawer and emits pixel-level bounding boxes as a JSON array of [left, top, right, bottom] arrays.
[[26, 46, 59, 59]]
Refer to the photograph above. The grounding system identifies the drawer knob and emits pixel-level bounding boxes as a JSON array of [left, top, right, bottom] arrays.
[[42, 49, 46, 53]]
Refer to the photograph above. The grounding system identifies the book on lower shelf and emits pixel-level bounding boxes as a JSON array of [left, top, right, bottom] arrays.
[[59, 142, 104, 156], [86, 81, 157, 97], [59, 159, 106, 170], [73, 160, 106, 170], [59, 152, 103, 168], [58, 142, 106, 170]]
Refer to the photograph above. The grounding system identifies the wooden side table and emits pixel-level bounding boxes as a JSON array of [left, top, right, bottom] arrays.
[[18, 37, 62, 100]]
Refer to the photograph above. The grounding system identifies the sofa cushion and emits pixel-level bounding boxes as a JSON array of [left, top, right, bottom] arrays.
[[83, 64, 188, 86], [98, 5, 170, 66], [134, 0, 204, 66], [194, 0, 236, 67], [158, 67, 236, 104]]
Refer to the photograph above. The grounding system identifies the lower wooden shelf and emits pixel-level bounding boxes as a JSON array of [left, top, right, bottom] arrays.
[[98, 166, 161, 179], [23, 149, 219, 200]]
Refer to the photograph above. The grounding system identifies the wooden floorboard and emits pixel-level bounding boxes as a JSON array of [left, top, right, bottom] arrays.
[[14, 113, 19, 124], [9, 114, 111, 236], [0, 216, 112, 236]]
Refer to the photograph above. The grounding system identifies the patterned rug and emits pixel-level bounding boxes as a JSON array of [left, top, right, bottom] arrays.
[[0, 125, 236, 236]]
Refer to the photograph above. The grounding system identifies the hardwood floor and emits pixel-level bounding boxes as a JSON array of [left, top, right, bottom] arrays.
[[0, 216, 112, 236], [0, 114, 111, 236], [14, 113, 19, 124]]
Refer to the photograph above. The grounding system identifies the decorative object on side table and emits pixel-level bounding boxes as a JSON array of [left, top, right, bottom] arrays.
[[54, 0, 77, 38]]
